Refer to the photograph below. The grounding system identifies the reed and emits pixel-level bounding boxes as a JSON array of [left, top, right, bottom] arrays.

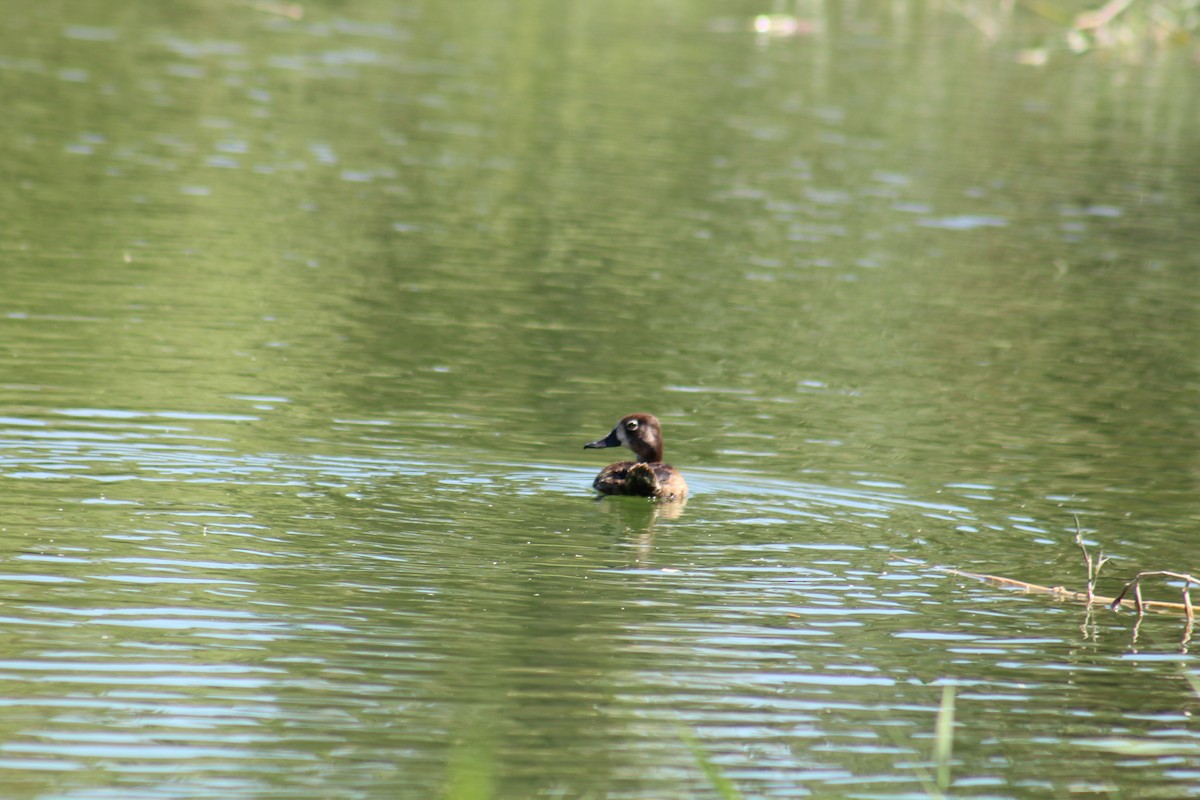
[[933, 685, 957, 793]]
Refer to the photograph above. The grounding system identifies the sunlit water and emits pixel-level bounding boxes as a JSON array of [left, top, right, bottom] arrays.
[[1, 408, 1197, 798], [2, 1, 1200, 798]]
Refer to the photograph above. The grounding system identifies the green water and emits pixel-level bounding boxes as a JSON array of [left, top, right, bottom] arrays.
[[2, 1, 1200, 797]]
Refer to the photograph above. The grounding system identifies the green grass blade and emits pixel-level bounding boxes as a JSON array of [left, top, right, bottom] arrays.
[[933, 684, 956, 792], [679, 728, 745, 800]]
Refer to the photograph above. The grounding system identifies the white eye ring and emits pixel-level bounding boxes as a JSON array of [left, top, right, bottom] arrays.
[[625, 419, 639, 431]]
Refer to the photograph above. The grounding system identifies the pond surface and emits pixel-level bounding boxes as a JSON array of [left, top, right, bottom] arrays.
[[2, 1, 1200, 797]]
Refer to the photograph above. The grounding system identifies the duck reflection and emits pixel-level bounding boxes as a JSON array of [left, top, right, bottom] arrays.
[[593, 494, 686, 565]]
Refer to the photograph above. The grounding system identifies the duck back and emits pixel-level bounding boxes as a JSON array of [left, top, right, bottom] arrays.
[[593, 461, 687, 500]]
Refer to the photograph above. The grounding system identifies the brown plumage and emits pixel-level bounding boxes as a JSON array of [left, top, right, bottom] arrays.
[[583, 413, 688, 500]]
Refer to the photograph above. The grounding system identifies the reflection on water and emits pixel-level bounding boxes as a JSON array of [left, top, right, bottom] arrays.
[[2, 409, 1198, 796], [2, 0, 1200, 796]]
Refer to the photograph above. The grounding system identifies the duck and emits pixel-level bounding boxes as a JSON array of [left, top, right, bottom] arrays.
[[583, 413, 688, 500]]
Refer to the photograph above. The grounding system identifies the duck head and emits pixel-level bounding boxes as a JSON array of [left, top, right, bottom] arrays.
[[584, 413, 664, 463]]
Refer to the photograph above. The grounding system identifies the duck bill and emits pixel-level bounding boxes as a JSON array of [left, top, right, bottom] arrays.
[[583, 428, 621, 450]]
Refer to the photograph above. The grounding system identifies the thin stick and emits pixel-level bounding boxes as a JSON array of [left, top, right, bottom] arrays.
[[888, 558, 1195, 615], [1073, 514, 1110, 606], [1074, 515, 1094, 605], [1110, 571, 1200, 615], [1185, 588, 1195, 648]]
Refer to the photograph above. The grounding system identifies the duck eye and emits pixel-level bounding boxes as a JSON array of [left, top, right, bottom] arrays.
[[625, 420, 639, 431]]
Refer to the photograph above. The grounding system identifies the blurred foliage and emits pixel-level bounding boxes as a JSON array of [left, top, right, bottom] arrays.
[[941, 0, 1200, 62]]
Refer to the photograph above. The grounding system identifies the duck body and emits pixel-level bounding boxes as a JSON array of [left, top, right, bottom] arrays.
[[583, 413, 688, 500], [592, 460, 688, 499]]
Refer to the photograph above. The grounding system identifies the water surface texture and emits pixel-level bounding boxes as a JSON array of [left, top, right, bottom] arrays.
[[2, 1, 1200, 798]]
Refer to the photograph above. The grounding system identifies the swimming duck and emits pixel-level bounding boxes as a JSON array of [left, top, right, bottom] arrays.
[[583, 413, 688, 500]]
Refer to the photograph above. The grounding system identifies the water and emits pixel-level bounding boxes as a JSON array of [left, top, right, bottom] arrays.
[[2, 1, 1200, 797]]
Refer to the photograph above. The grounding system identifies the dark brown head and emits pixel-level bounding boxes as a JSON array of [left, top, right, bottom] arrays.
[[583, 413, 665, 463]]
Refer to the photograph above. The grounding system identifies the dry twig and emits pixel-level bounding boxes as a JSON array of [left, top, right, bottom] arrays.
[[1110, 571, 1200, 621], [1073, 514, 1110, 605]]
